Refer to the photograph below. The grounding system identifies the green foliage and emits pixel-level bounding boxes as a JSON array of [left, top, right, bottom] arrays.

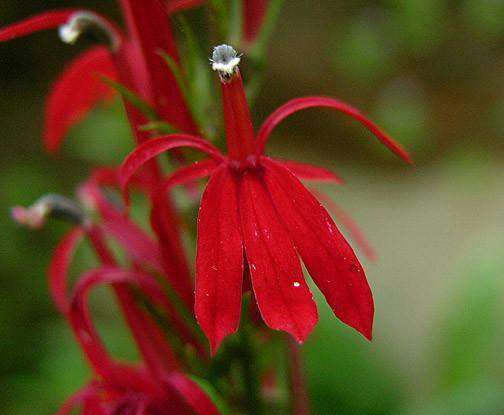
[[304, 300, 404, 415], [434, 251, 504, 391]]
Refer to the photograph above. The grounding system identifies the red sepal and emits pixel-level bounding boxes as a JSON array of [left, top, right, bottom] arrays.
[[239, 170, 318, 342], [44, 46, 117, 153], [48, 227, 85, 314], [256, 96, 412, 164], [262, 159, 374, 340], [195, 167, 243, 354], [0, 9, 77, 42]]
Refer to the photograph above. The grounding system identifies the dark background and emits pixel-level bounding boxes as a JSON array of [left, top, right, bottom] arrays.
[[1, 1, 503, 414]]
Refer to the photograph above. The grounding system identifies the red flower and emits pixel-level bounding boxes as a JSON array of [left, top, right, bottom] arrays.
[[0, 0, 200, 152], [120, 45, 412, 353]]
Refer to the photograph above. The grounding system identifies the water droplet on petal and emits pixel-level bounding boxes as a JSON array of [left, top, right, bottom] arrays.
[[293, 281, 301, 287]]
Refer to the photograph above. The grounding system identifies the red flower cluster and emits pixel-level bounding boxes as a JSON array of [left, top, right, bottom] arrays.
[[2, 1, 410, 414]]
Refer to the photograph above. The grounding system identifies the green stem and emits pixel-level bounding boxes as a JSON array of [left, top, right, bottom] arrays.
[[239, 324, 262, 415]]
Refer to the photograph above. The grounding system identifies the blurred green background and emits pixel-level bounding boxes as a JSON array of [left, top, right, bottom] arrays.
[[1, 1, 503, 414]]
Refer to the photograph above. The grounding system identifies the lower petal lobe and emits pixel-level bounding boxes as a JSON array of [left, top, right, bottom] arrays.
[[195, 166, 244, 353], [239, 170, 318, 343], [262, 159, 374, 340]]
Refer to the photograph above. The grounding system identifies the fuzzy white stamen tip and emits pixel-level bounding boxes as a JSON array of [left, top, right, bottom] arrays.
[[58, 12, 120, 51], [210, 44, 241, 79], [58, 24, 80, 44]]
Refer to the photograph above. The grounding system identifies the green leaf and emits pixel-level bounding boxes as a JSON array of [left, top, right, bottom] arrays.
[[177, 16, 215, 137], [400, 379, 504, 415], [434, 254, 504, 391], [158, 51, 191, 106], [208, 0, 229, 40], [98, 75, 159, 121], [139, 121, 177, 134], [189, 375, 231, 415], [228, 0, 243, 46], [249, 0, 285, 58]]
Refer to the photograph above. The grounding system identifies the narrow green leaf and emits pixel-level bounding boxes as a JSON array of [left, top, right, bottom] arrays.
[[177, 16, 216, 138], [190, 375, 231, 415], [249, 0, 285, 58], [98, 75, 158, 121], [139, 121, 177, 134], [208, 0, 229, 39], [228, 0, 243, 46], [158, 50, 191, 105]]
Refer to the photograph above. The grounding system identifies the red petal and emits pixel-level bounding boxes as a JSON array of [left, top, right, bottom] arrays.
[[239, 170, 318, 342], [221, 72, 255, 161], [273, 157, 344, 184], [243, 0, 267, 42], [44, 46, 117, 153], [165, 0, 206, 14], [312, 190, 377, 261], [48, 227, 85, 314], [99, 210, 164, 274], [150, 195, 195, 310], [150, 160, 218, 306], [110, 282, 180, 377], [69, 272, 122, 381], [0, 9, 77, 42], [119, 0, 198, 133], [86, 225, 201, 373], [70, 267, 183, 382], [195, 167, 243, 354], [256, 96, 412, 164], [159, 159, 218, 202], [82, 183, 164, 272], [159, 159, 218, 194], [55, 383, 102, 415], [262, 159, 374, 340], [165, 373, 221, 415], [119, 134, 224, 203]]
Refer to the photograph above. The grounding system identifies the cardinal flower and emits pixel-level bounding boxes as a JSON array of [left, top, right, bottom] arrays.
[[120, 44, 411, 353]]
